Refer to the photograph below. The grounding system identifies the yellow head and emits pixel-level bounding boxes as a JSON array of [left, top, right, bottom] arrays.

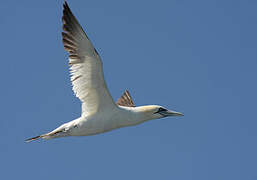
[[133, 105, 183, 121]]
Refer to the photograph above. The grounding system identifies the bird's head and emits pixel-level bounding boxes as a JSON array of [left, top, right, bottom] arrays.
[[135, 105, 184, 121]]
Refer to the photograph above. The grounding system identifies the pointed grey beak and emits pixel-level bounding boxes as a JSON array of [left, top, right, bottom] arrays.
[[160, 110, 184, 117]]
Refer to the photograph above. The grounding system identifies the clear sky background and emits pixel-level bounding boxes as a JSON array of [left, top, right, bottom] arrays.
[[1, 0, 256, 179]]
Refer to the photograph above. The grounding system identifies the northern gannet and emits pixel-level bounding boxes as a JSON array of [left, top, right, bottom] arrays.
[[25, 2, 183, 142]]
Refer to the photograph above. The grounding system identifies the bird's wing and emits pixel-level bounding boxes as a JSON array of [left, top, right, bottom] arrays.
[[62, 2, 116, 116], [116, 90, 135, 107]]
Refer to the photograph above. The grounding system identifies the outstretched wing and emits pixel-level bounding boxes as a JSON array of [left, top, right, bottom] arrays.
[[116, 90, 135, 107], [62, 2, 116, 115]]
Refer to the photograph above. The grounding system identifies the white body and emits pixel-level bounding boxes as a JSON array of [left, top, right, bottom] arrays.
[[45, 106, 159, 139]]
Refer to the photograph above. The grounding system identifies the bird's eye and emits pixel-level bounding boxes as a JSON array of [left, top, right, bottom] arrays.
[[154, 107, 167, 114], [158, 107, 167, 112]]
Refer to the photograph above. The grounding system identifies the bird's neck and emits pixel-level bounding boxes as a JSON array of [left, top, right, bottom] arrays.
[[117, 106, 155, 126]]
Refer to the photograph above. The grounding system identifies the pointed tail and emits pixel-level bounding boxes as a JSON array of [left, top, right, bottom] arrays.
[[25, 126, 68, 142], [25, 130, 63, 142], [25, 135, 44, 143]]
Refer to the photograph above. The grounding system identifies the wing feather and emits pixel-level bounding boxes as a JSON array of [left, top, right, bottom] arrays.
[[62, 2, 116, 115], [117, 90, 135, 107]]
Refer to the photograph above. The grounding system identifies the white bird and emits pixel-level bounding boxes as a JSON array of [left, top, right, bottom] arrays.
[[25, 2, 183, 142]]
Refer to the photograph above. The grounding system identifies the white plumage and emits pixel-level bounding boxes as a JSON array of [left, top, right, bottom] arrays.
[[25, 2, 183, 142]]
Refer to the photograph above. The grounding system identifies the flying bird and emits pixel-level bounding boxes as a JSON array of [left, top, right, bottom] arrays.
[[25, 2, 183, 142]]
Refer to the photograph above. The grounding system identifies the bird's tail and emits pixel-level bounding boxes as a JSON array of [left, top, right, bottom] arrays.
[[25, 122, 71, 142], [25, 135, 45, 142], [25, 129, 66, 142], [25, 133, 54, 142]]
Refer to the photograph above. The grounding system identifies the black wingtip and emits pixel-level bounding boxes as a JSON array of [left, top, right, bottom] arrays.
[[63, 1, 70, 11]]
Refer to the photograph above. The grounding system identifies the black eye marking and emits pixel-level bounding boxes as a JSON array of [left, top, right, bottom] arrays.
[[159, 108, 167, 112], [154, 107, 167, 114]]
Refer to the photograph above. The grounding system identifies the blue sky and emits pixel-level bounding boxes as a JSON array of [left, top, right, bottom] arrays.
[[1, 0, 256, 179]]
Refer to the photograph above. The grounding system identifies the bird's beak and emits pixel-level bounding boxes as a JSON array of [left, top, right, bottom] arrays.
[[160, 110, 184, 117]]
